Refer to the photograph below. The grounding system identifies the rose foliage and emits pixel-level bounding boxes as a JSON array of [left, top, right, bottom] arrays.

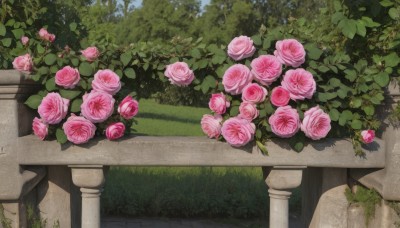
[[2, 0, 400, 153]]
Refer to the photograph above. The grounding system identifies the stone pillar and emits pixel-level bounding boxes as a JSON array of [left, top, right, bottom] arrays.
[[0, 70, 44, 228], [70, 166, 106, 228], [263, 166, 304, 228], [37, 166, 81, 228]]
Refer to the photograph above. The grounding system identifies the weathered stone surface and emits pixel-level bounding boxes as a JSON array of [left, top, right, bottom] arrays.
[[348, 200, 400, 228], [309, 184, 349, 228], [16, 136, 385, 168]]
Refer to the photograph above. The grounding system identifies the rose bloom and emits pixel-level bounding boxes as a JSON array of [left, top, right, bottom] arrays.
[[269, 106, 300, 138], [105, 122, 126, 140], [81, 46, 100, 62], [227, 35, 256, 61], [12, 54, 33, 72], [38, 92, 69, 124], [239, 102, 259, 120], [55, 66, 80, 89], [361, 130, 375, 144], [274, 39, 306, 67], [301, 106, 331, 140], [81, 91, 115, 123], [209, 93, 230, 115], [251, 55, 282, 86], [270, 86, 290, 107], [221, 117, 256, 147], [222, 64, 252, 95], [63, 115, 96, 144], [21, 36, 29, 46], [118, 96, 139, 119], [32, 117, 48, 140], [242, 83, 268, 104], [164, 62, 195, 86], [92, 69, 121, 95], [38, 28, 55, 42], [281, 68, 316, 101], [201, 114, 223, 139]]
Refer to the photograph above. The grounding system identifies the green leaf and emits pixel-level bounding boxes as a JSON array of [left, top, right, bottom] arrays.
[[190, 49, 202, 59], [45, 77, 57, 91], [11, 28, 23, 39], [256, 141, 268, 155], [0, 23, 5, 36], [374, 72, 390, 87], [345, 69, 357, 82], [389, 7, 400, 20], [318, 65, 330, 72], [351, 119, 362, 130], [341, 110, 353, 120], [44, 54, 57, 65], [37, 44, 45, 54], [384, 52, 400, 67], [329, 109, 340, 121], [356, 21, 366, 37], [337, 89, 348, 99], [60, 89, 81, 100], [79, 62, 93, 76], [71, 58, 79, 67], [70, 99, 82, 112], [124, 68, 136, 79], [1, 38, 12, 47], [329, 78, 341, 87], [251, 35, 262, 46], [56, 128, 68, 144], [380, 0, 394, 7], [230, 106, 239, 116], [351, 98, 362, 108], [120, 53, 132, 66], [305, 44, 323, 60], [289, 134, 305, 152], [363, 105, 375, 116], [69, 22, 77, 31], [24, 94, 43, 109], [338, 19, 357, 39]]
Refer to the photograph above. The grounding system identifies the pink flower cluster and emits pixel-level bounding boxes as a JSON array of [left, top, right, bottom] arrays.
[[201, 36, 331, 148], [11, 28, 140, 144], [31, 66, 139, 143]]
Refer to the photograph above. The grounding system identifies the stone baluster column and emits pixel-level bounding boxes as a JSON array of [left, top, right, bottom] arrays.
[[263, 166, 304, 228], [70, 165, 106, 228]]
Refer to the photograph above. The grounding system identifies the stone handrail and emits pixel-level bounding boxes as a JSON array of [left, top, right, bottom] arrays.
[[15, 135, 384, 167], [1, 70, 398, 228]]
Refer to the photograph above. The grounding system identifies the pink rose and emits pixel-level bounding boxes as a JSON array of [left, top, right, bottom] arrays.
[[105, 122, 126, 140], [361, 130, 375, 144], [12, 54, 33, 72], [81, 46, 100, 62], [242, 83, 268, 103], [227, 35, 256, 61], [63, 115, 96, 144], [201, 114, 223, 139], [92, 69, 121, 95], [38, 28, 55, 42], [301, 106, 331, 140], [55, 66, 80, 89], [269, 106, 300, 138], [21, 36, 29, 46], [32, 117, 48, 140], [222, 64, 252, 95], [81, 91, 115, 123], [164, 62, 195, 86], [118, 96, 139, 119], [221, 117, 255, 147], [274, 39, 306, 67], [38, 92, 69, 124], [251, 55, 282, 86], [239, 102, 259, 120], [281, 68, 316, 101], [270, 86, 290, 107], [209, 93, 230, 114]]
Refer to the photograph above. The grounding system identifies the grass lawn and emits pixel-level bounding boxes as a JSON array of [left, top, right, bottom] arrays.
[[102, 99, 301, 219]]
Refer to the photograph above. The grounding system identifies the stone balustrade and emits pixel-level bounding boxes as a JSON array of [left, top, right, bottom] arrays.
[[1, 70, 399, 228]]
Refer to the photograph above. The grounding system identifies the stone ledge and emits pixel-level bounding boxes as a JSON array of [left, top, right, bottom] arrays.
[[15, 135, 385, 168]]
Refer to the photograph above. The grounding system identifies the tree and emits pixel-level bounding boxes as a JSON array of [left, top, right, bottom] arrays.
[[114, 0, 200, 44]]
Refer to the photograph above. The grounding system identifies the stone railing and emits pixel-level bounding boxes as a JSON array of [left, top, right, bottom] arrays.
[[0, 70, 399, 228]]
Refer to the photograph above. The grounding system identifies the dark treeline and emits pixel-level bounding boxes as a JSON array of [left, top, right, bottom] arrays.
[[39, 0, 328, 46]]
